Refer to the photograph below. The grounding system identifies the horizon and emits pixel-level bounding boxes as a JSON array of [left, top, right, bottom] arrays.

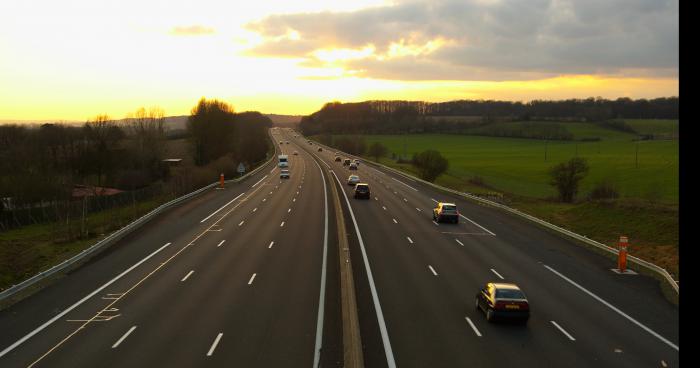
[[1, 0, 678, 121]]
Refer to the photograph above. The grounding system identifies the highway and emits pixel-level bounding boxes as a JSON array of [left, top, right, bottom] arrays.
[[0, 127, 679, 367], [0, 129, 342, 367], [288, 130, 678, 368]]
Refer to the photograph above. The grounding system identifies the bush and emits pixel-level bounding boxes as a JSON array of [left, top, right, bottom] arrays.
[[549, 157, 589, 203], [589, 180, 619, 200], [412, 150, 449, 182]]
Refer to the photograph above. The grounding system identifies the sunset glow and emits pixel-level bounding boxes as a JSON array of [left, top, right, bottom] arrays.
[[0, 0, 678, 121]]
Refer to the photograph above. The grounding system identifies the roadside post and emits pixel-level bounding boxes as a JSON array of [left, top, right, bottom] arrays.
[[219, 173, 225, 189], [618, 236, 628, 272]]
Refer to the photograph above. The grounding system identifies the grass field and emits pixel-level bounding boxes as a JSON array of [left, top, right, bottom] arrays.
[[358, 132, 678, 203]]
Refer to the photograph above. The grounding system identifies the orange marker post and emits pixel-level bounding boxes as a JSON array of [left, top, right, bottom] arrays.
[[219, 173, 225, 189], [617, 236, 628, 272]]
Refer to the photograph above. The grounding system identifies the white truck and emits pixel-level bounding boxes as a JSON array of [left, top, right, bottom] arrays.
[[278, 154, 289, 168]]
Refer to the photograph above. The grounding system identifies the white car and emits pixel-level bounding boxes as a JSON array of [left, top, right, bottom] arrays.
[[347, 174, 360, 185], [280, 169, 290, 179], [353, 159, 361, 166]]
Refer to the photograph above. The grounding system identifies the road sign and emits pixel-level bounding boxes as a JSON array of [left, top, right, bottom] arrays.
[[237, 163, 246, 174]]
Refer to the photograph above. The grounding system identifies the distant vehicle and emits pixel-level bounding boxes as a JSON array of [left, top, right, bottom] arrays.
[[279, 141, 283, 144], [286, 141, 289, 144], [354, 183, 370, 199], [347, 175, 360, 185], [353, 159, 361, 165], [278, 154, 289, 168], [433, 202, 459, 223], [293, 151, 298, 155], [349, 162, 358, 170], [335, 156, 342, 162], [280, 169, 290, 179], [476, 283, 530, 323], [318, 147, 323, 152], [343, 158, 351, 166]]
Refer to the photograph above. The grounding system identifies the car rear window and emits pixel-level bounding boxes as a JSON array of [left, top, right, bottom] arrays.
[[356, 185, 368, 192], [442, 205, 457, 211], [495, 289, 526, 299]]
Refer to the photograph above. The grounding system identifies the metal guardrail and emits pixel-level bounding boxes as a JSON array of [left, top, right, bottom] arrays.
[[311, 139, 679, 295], [0, 143, 277, 303]]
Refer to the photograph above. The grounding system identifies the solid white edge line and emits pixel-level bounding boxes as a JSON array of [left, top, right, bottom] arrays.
[[181, 270, 194, 282], [459, 214, 496, 236], [200, 193, 245, 223], [550, 321, 576, 341], [311, 156, 329, 368], [248, 273, 257, 285], [544, 264, 678, 351], [216, 240, 226, 247], [0, 242, 172, 358], [206, 333, 223, 356], [330, 170, 397, 368], [490, 268, 504, 280], [465, 317, 482, 337], [251, 174, 269, 188], [111, 326, 137, 348], [429, 265, 438, 276]]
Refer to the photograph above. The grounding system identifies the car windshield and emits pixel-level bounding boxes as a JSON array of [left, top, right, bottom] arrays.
[[495, 289, 526, 299]]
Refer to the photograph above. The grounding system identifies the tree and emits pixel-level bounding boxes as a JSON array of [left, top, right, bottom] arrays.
[[186, 98, 236, 165], [412, 150, 448, 182], [368, 142, 388, 162], [549, 157, 589, 202]]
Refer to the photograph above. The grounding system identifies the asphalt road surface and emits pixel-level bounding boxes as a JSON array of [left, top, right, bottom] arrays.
[[0, 128, 679, 367]]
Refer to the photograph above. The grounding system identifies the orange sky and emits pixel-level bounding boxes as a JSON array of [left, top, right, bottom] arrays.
[[0, 0, 678, 121]]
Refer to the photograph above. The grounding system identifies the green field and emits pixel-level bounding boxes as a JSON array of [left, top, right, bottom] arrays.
[[356, 132, 678, 203]]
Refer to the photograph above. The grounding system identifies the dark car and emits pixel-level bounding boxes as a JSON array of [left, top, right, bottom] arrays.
[[343, 158, 351, 166], [354, 183, 370, 199], [475, 283, 530, 323], [432, 202, 459, 223], [318, 147, 323, 152], [335, 156, 342, 162]]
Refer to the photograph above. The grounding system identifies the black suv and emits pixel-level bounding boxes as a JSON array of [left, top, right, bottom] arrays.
[[354, 183, 370, 199]]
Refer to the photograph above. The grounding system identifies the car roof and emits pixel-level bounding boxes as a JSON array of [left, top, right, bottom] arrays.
[[439, 202, 457, 206], [356, 183, 369, 186], [490, 283, 521, 290]]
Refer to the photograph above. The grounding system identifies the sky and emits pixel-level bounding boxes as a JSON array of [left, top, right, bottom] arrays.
[[0, 0, 678, 121]]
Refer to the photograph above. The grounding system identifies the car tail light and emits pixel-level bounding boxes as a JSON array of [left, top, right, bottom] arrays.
[[494, 301, 507, 310], [519, 301, 529, 310]]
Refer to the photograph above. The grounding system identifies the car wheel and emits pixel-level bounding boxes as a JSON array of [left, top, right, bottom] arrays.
[[486, 308, 495, 322]]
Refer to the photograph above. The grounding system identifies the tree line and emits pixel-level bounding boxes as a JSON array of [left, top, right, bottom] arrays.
[[299, 97, 678, 136], [1, 98, 272, 228]]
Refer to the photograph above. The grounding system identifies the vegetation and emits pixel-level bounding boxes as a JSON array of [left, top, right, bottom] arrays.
[[300, 97, 678, 136], [549, 157, 590, 203], [1, 98, 273, 292], [412, 150, 449, 182], [368, 142, 388, 162]]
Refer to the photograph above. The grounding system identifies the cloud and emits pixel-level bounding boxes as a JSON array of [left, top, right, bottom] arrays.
[[243, 0, 678, 81], [170, 25, 216, 36]]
